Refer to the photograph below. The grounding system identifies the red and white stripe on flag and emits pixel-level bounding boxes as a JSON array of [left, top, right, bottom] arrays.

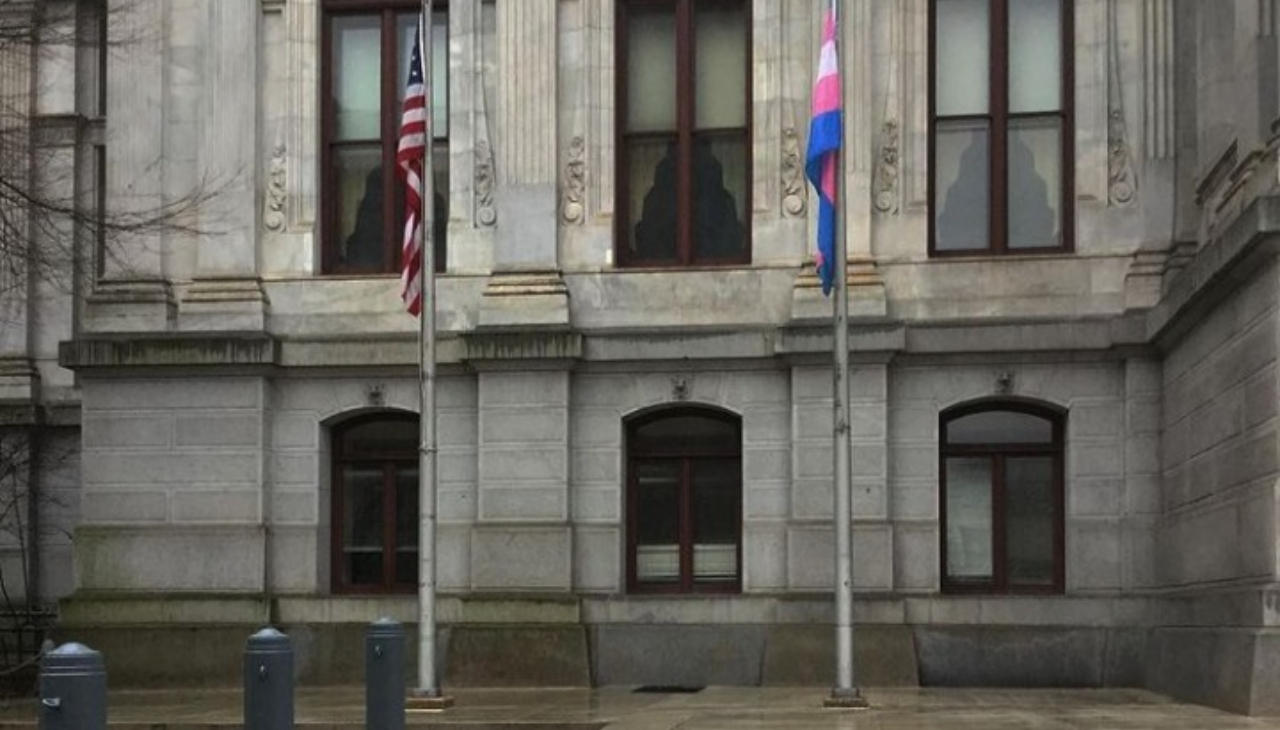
[[396, 18, 428, 317]]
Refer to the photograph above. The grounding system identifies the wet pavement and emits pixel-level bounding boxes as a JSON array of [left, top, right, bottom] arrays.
[[12, 685, 1280, 729]]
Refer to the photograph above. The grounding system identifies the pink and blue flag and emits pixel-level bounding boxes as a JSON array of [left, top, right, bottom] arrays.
[[805, 1, 841, 296]]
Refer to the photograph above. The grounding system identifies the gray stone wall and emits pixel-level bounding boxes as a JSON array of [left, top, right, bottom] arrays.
[[1157, 260, 1279, 588]]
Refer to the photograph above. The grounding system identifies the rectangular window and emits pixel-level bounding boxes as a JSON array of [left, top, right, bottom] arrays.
[[929, 0, 1072, 255], [617, 0, 751, 268], [322, 2, 448, 275]]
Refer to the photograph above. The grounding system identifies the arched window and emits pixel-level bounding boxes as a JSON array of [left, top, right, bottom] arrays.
[[940, 402, 1064, 593], [331, 413, 419, 593], [627, 408, 742, 593]]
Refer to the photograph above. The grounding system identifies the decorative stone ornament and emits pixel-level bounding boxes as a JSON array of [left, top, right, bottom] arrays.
[[873, 120, 900, 215], [782, 127, 806, 217], [562, 136, 586, 225], [264, 144, 286, 231], [475, 139, 496, 227]]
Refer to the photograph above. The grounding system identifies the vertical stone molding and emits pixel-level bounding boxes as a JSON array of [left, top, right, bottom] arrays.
[[1142, 0, 1174, 160], [498, 0, 556, 187], [89, 0, 175, 332], [872, 0, 903, 216], [102, 0, 166, 283], [285, 0, 318, 230], [845, 0, 874, 260], [0, 3, 33, 358], [585, 0, 614, 218], [1108, 0, 1138, 207], [197, 0, 260, 278], [754, 0, 781, 215], [185, 0, 268, 332]]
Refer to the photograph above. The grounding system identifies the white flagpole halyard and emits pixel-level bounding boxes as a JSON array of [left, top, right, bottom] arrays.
[[826, 0, 866, 708], [414, 0, 446, 705]]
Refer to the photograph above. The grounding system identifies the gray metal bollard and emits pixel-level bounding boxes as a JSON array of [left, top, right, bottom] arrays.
[[39, 642, 107, 730], [366, 618, 406, 730], [244, 627, 294, 730]]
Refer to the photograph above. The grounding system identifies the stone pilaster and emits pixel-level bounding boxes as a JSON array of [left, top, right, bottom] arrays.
[[182, 0, 267, 332], [467, 331, 580, 590], [482, 0, 568, 329], [88, 0, 174, 333]]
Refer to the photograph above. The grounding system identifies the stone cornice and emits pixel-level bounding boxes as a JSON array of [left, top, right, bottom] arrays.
[[59, 333, 279, 371], [1147, 195, 1280, 352]]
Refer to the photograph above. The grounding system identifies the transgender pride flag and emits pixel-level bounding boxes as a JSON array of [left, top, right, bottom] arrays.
[[805, 0, 842, 296]]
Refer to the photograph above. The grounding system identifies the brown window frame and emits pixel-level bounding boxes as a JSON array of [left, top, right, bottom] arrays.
[[330, 412, 419, 594], [615, 0, 753, 269], [939, 401, 1066, 594], [625, 407, 743, 594], [927, 0, 1074, 257], [320, 0, 448, 275]]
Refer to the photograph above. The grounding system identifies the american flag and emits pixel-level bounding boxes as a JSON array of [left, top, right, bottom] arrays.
[[396, 18, 428, 317]]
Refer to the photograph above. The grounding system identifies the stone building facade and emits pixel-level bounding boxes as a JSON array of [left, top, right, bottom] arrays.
[[5, 0, 1280, 715]]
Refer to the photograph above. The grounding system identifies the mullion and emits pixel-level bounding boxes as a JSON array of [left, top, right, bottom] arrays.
[[675, 0, 694, 265], [992, 454, 1007, 591], [380, 10, 399, 272], [679, 457, 693, 591], [990, 0, 1009, 255], [381, 462, 396, 588]]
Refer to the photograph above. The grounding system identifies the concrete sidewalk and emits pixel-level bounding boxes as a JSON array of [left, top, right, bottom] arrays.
[[11, 686, 1280, 729]]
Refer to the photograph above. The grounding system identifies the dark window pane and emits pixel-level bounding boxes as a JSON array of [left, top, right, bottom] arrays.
[[626, 5, 677, 133], [947, 410, 1053, 445], [629, 136, 679, 261], [395, 465, 419, 585], [945, 457, 992, 583], [1008, 0, 1062, 113], [340, 419, 418, 456], [694, 3, 746, 129], [335, 147, 386, 269], [935, 0, 990, 116], [332, 15, 381, 141], [1005, 456, 1055, 586], [633, 414, 738, 454], [691, 459, 739, 582], [343, 466, 384, 585], [635, 461, 680, 583], [692, 134, 747, 259], [1007, 117, 1062, 249], [934, 120, 990, 251]]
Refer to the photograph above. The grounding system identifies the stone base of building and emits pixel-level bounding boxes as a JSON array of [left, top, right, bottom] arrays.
[[1145, 627, 1280, 716], [49, 595, 1280, 716]]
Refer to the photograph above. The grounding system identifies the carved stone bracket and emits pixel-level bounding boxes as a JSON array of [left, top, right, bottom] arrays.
[[561, 135, 585, 225], [873, 120, 900, 214], [263, 143, 286, 231], [782, 127, 806, 217], [475, 139, 496, 227]]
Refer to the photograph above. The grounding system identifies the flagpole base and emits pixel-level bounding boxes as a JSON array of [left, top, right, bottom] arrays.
[[407, 689, 455, 711], [823, 687, 869, 709]]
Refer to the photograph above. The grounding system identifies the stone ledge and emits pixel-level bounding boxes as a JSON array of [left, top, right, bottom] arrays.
[[59, 333, 278, 371]]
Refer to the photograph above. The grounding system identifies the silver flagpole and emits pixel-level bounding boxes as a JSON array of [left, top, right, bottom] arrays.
[[414, 0, 445, 704], [826, 0, 866, 709]]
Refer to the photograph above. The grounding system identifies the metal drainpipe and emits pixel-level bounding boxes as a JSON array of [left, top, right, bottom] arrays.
[[27, 388, 43, 610]]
